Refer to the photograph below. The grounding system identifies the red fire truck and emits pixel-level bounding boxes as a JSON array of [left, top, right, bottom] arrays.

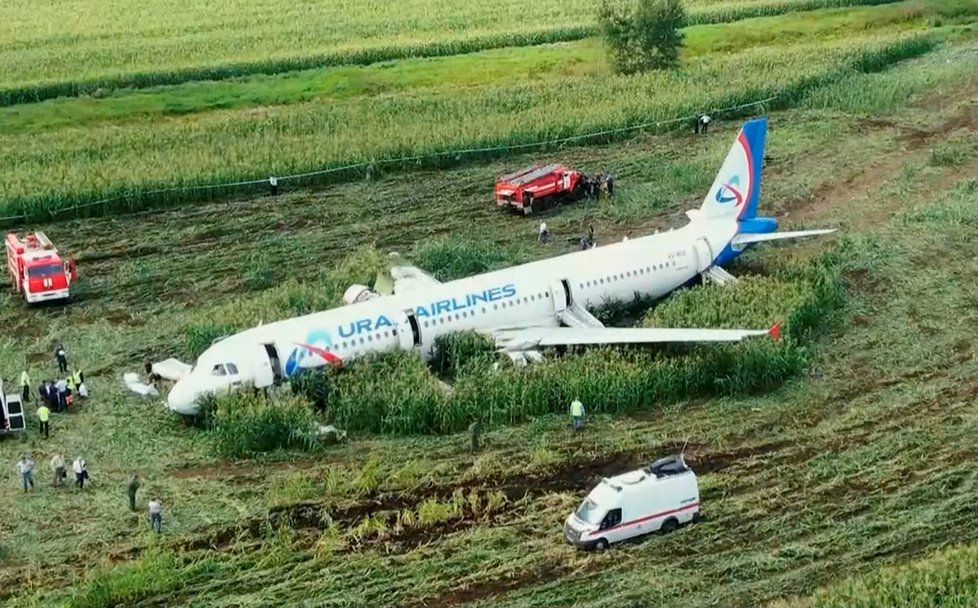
[[494, 163, 586, 215], [5, 231, 77, 304]]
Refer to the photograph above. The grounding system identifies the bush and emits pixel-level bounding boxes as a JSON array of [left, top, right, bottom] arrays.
[[204, 392, 322, 457], [598, 0, 686, 74], [413, 237, 512, 282], [431, 331, 497, 379], [185, 323, 236, 358]]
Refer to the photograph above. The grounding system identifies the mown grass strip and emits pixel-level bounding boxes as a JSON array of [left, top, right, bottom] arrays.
[[0, 0, 910, 106], [0, 33, 940, 223]]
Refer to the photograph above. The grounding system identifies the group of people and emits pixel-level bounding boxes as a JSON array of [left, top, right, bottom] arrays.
[[21, 344, 90, 439], [581, 173, 615, 201], [17, 453, 88, 491], [17, 455, 165, 533]]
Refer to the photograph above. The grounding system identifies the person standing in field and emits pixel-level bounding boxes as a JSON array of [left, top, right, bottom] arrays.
[[55, 344, 68, 374], [51, 452, 66, 487], [128, 474, 141, 511], [148, 497, 163, 534], [20, 370, 30, 403], [37, 402, 50, 439], [73, 456, 88, 490], [468, 420, 482, 453], [570, 399, 585, 432], [18, 454, 35, 493]]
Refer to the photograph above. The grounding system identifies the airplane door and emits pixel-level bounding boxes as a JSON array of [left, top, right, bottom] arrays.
[[692, 238, 714, 273], [549, 280, 568, 316], [253, 344, 275, 388], [396, 310, 422, 350]]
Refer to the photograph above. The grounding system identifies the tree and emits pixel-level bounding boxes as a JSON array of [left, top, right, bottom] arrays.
[[598, 0, 686, 74]]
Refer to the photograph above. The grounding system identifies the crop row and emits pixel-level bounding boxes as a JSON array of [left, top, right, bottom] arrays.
[[0, 0, 909, 106], [0, 32, 939, 221]]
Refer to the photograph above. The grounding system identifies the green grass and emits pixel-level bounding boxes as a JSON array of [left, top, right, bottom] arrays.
[[0, 0, 910, 105], [774, 542, 978, 607], [2, 0, 958, 136], [0, 31, 942, 221]]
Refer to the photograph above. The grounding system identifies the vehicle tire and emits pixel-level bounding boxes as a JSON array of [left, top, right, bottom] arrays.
[[692, 512, 702, 524], [661, 518, 679, 534], [593, 538, 609, 551]]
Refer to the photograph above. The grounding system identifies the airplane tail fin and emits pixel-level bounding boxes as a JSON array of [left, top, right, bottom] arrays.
[[697, 117, 767, 221]]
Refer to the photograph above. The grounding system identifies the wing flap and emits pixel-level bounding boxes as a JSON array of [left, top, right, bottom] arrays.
[[493, 324, 780, 351], [732, 229, 835, 246]]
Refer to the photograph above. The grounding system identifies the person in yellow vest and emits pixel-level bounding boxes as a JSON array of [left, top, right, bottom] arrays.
[[570, 399, 585, 431], [66, 373, 76, 407], [37, 403, 50, 439], [20, 370, 30, 403], [72, 369, 85, 398]]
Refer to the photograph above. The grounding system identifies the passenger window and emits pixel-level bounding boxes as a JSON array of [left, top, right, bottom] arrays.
[[600, 508, 622, 530], [482, 307, 487, 314]]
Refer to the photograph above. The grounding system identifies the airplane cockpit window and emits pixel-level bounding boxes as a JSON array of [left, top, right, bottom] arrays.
[[226, 363, 239, 375], [211, 364, 227, 376]]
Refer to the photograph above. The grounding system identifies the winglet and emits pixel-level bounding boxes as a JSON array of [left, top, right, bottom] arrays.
[[769, 322, 782, 342]]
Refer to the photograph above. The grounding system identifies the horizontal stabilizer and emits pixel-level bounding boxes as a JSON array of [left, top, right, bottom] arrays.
[[492, 323, 780, 351], [732, 229, 835, 246]]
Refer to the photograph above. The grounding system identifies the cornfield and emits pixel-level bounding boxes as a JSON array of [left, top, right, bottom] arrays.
[[299, 257, 845, 436], [0, 32, 940, 220], [0, 0, 908, 105]]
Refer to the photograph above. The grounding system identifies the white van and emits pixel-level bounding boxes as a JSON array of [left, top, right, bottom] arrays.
[[563, 455, 699, 550]]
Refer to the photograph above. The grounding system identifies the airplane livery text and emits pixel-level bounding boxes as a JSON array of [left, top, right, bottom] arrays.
[[338, 284, 518, 338]]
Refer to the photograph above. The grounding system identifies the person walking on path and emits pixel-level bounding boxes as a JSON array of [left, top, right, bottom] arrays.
[[148, 497, 163, 533], [55, 344, 69, 374], [128, 474, 141, 511], [51, 452, 66, 487], [468, 420, 482, 453], [18, 454, 35, 492], [73, 456, 88, 490], [570, 399, 585, 431], [20, 370, 30, 402], [37, 403, 50, 439]]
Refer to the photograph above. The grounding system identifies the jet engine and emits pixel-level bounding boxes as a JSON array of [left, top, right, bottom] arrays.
[[342, 284, 381, 305]]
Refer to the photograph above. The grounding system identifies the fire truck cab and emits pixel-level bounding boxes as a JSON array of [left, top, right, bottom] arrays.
[[5, 231, 77, 304], [494, 163, 585, 216]]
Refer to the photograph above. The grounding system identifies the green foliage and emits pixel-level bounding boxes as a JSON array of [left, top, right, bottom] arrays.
[[775, 542, 978, 608], [929, 140, 975, 167], [68, 549, 224, 608], [413, 238, 511, 282], [0, 31, 939, 221], [599, 0, 687, 74], [203, 392, 322, 457], [431, 331, 497, 379], [185, 324, 236, 358]]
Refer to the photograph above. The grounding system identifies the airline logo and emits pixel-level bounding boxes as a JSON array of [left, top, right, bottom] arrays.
[[710, 131, 753, 213], [338, 283, 518, 338], [715, 175, 743, 205], [284, 329, 340, 377]]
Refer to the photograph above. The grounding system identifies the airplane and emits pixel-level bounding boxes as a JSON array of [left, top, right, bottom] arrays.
[[166, 117, 834, 415]]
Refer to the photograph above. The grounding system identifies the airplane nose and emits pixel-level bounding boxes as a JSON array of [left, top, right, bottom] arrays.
[[166, 379, 198, 415]]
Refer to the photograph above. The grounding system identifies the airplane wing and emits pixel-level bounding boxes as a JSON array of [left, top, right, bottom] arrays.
[[731, 229, 835, 246], [491, 323, 781, 352]]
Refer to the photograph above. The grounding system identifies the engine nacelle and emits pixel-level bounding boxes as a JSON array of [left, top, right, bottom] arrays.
[[342, 284, 380, 305]]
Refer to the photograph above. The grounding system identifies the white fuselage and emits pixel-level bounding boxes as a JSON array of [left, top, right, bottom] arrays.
[[167, 219, 737, 414]]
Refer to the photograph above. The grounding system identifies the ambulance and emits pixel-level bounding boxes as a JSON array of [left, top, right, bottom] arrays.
[[563, 455, 700, 550]]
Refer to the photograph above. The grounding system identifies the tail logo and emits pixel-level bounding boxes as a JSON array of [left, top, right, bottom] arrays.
[[715, 175, 744, 205]]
